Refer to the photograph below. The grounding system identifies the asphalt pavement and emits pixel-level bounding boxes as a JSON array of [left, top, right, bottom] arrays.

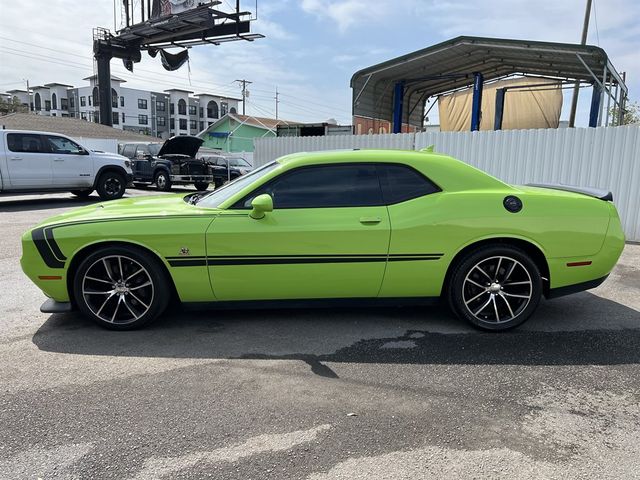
[[1, 190, 639, 479]]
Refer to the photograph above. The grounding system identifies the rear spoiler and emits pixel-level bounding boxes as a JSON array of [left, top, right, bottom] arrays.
[[526, 183, 613, 202]]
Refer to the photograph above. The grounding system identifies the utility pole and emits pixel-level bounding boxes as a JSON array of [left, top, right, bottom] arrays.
[[235, 79, 252, 115], [24, 79, 32, 112], [275, 87, 279, 119], [568, 0, 593, 127]]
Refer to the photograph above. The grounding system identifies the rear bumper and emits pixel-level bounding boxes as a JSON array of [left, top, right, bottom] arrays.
[[170, 175, 214, 183], [546, 274, 609, 299]]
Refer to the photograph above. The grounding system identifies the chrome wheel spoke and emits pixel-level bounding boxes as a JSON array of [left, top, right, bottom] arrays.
[[503, 280, 532, 286], [103, 258, 116, 282], [118, 256, 124, 281], [492, 295, 500, 322], [474, 265, 493, 282], [125, 268, 144, 282], [465, 289, 488, 305], [503, 260, 517, 283], [499, 293, 515, 319], [494, 257, 503, 282], [474, 296, 493, 316], [466, 278, 486, 289], [130, 281, 152, 290], [129, 291, 149, 309], [96, 292, 116, 317], [502, 292, 530, 299], [84, 289, 114, 295], [85, 276, 112, 285]]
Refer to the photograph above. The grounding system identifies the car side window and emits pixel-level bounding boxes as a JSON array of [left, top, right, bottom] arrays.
[[377, 164, 441, 204], [6, 133, 46, 154], [135, 146, 150, 158], [45, 135, 85, 155], [121, 144, 136, 158], [235, 164, 383, 209]]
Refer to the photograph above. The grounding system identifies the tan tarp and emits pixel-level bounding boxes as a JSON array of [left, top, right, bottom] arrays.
[[438, 77, 562, 131]]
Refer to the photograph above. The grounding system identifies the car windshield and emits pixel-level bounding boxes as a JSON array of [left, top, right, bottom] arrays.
[[148, 144, 162, 155], [230, 158, 251, 167], [195, 161, 278, 208]]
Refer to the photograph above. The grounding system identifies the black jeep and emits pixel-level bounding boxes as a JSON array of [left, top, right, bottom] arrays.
[[120, 136, 226, 191]]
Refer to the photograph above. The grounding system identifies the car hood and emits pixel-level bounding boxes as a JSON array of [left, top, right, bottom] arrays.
[[36, 194, 220, 228], [158, 135, 204, 157], [90, 151, 129, 162]]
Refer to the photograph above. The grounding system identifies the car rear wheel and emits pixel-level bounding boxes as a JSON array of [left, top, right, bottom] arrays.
[[447, 245, 543, 331], [155, 171, 172, 191], [73, 245, 170, 330], [194, 182, 209, 191], [96, 171, 126, 200], [71, 189, 93, 198]]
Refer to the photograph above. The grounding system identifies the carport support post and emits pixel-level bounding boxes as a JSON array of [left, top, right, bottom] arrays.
[[94, 44, 114, 127], [494, 87, 506, 130], [471, 72, 484, 131], [392, 81, 405, 134], [589, 83, 601, 128]]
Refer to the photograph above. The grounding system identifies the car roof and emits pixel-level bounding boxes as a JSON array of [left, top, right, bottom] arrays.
[[275, 149, 449, 166]]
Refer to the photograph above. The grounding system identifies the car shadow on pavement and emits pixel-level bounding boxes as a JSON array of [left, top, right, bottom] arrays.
[[0, 196, 103, 212], [32, 291, 640, 377]]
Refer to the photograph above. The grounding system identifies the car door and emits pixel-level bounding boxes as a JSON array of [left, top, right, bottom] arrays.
[[134, 145, 153, 180], [206, 163, 391, 301], [44, 134, 93, 188], [5, 133, 53, 188]]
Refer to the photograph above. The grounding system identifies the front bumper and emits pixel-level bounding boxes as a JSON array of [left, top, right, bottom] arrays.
[[41, 298, 74, 313]]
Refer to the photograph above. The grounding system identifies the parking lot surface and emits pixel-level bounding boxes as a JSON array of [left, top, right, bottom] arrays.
[[1, 190, 639, 479]]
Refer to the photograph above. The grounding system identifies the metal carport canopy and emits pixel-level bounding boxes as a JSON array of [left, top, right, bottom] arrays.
[[351, 36, 626, 128]]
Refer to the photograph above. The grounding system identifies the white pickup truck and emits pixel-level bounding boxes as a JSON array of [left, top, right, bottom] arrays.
[[0, 129, 133, 200]]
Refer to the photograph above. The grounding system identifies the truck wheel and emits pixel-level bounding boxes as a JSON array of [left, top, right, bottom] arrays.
[[71, 189, 93, 198], [96, 171, 126, 200], [155, 171, 172, 191], [214, 179, 223, 189], [194, 182, 209, 191]]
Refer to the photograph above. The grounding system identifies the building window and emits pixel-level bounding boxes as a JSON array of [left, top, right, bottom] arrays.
[[178, 99, 187, 115], [92, 87, 99, 106], [207, 100, 218, 118], [81, 112, 87, 120], [51, 93, 58, 110], [199, 121, 204, 131], [93, 112, 100, 123], [138, 99, 148, 109], [179, 118, 187, 130], [122, 112, 126, 124], [199, 107, 203, 118], [221, 101, 228, 116], [170, 118, 175, 130], [170, 103, 175, 115], [189, 119, 197, 130], [80, 96, 86, 107], [88, 95, 92, 106], [156, 100, 166, 112], [45, 100, 51, 111], [61, 98, 68, 111], [112, 112, 119, 125], [34, 93, 42, 111], [69, 96, 74, 108], [112, 89, 118, 108], [120, 96, 124, 107], [138, 114, 148, 125], [158, 116, 166, 126], [189, 105, 197, 116], [230, 106, 237, 114]]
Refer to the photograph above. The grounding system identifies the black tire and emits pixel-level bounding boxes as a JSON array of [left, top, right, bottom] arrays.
[[214, 179, 224, 189], [96, 171, 126, 200], [155, 171, 172, 191], [446, 245, 543, 331], [71, 189, 93, 198], [133, 183, 148, 189], [72, 245, 171, 330], [194, 182, 209, 191]]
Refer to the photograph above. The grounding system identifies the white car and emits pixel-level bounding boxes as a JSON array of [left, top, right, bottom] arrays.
[[0, 130, 133, 200]]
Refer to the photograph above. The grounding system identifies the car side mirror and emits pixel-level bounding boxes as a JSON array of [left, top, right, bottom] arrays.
[[249, 194, 273, 219]]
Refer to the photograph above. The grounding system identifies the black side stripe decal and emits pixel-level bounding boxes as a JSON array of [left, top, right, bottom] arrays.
[[32, 228, 65, 269], [166, 254, 444, 267], [45, 228, 67, 261]]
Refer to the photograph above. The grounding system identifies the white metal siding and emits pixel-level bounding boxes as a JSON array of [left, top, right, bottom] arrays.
[[254, 126, 640, 241]]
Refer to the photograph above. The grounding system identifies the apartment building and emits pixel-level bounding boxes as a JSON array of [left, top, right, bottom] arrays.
[[4, 76, 240, 139]]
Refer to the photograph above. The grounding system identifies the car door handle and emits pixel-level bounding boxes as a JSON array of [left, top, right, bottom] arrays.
[[360, 216, 382, 225], [53, 158, 64, 162], [9, 157, 22, 161]]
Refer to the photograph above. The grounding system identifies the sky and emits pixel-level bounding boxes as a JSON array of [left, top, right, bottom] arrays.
[[0, 0, 638, 126]]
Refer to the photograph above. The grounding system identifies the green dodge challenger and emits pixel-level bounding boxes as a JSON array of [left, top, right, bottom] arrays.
[[21, 149, 625, 331]]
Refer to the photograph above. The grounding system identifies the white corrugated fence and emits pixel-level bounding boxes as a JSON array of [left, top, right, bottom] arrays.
[[254, 126, 640, 241]]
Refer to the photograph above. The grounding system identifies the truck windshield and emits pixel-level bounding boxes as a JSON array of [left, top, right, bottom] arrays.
[[148, 144, 162, 156], [195, 162, 278, 208]]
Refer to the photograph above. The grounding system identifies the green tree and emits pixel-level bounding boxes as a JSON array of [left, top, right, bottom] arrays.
[[0, 96, 28, 115], [609, 101, 640, 126]]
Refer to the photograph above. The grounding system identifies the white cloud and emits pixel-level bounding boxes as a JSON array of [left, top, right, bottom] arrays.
[[301, 0, 391, 32]]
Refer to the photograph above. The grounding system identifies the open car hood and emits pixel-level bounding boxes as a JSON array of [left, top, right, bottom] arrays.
[[157, 135, 204, 158]]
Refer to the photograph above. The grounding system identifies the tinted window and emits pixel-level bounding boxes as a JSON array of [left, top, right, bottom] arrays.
[[237, 164, 383, 209], [45, 135, 84, 155], [7, 133, 45, 153], [377, 164, 440, 204], [121, 144, 136, 158]]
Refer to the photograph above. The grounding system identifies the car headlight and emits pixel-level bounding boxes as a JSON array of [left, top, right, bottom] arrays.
[[124, 160, 131, 168]]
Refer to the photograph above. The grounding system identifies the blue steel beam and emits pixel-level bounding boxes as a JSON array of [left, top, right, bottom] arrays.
[[589, 83, 601, 127], [494, 87, 506, 130], [470, 72, 484, 131], [392, 81, 405, 134]]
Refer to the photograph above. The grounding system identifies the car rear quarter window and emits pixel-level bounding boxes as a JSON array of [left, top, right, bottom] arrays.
[[377, 164, 440, 204], [121, 144, 136, 158], [236, 164, 383, 209], [6, 133, 45, 153]]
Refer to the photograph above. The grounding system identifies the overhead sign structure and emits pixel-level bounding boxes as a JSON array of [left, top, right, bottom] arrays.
[[93, 1, 263, 127]]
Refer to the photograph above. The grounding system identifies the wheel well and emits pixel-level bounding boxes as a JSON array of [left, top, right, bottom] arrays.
[[442, 238, 550, 297], [66, 241, 179, 307], [93, 167, 127, 188]]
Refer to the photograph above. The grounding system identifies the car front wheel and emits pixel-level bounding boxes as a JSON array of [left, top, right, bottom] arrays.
[[73, 245, 170, 330], [447, 245, 543, 331], [96, 171, 126, 200], [155, 171, 172, 191]]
